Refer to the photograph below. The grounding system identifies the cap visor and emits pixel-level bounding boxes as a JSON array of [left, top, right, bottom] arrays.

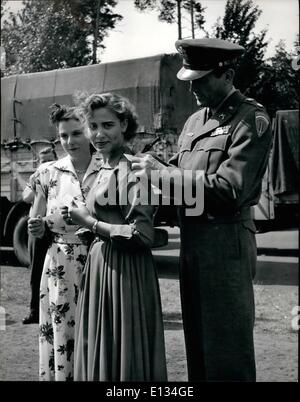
[[177, 67, 213, 81]]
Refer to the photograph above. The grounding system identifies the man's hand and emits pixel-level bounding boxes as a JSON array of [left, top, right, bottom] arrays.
[[28, 215, 45, 238], [131, 153, 165, 180]]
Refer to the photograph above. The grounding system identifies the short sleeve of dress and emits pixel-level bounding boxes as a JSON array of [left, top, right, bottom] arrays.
[[34, 164, 51, 199], [29, 170, 40, 193], [109, 163, 155, 249]]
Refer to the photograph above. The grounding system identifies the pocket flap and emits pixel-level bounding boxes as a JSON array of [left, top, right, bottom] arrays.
[[180, 137, 192, 152], [242, 219, 257, 234], [197, 134, 229, 151]]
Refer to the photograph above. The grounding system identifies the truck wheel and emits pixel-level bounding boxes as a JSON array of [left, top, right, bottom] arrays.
[[13, 214, 30, 267]]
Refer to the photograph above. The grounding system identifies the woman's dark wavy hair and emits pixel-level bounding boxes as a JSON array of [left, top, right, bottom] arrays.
[[49, 103, 87, 127], [78, 92, 139, 141]]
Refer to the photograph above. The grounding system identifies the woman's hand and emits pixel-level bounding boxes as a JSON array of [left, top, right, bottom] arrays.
[[60, 205, 74, 225], [64, 200, 94, 228], [28, 215, 45, 238], [60, 205, 70, 221]]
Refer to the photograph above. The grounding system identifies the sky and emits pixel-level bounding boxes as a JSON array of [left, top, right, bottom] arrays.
[[5, 0, 299, 63]]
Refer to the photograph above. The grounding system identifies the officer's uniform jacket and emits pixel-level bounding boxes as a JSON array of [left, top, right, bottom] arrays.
[[168, 89, 273, 381], [169, 89, 273, 221]]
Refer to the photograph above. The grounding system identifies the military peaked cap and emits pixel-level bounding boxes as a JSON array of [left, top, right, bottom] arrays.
[[175, 38, 245, 81]]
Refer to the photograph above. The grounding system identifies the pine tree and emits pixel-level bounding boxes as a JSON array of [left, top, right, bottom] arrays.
[[256, 41, 299, 115], [211, 0, 298, 115], [1, 0, 122, 75], [212, 0, 268, 96], [134, 0, 206, 39]]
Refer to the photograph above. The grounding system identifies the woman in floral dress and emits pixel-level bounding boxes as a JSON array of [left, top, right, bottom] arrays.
[[62, 93, 167, 381], [28, 105, 101, 381]]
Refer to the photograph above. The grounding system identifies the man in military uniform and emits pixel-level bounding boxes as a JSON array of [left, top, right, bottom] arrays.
[[131, 38, 273, 381]]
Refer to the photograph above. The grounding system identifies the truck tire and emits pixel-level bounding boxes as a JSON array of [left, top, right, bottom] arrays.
[[13, 214, 30, 267]]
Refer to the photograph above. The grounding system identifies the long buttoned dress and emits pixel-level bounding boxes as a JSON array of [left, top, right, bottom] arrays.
[[74, 153, 167, 381]]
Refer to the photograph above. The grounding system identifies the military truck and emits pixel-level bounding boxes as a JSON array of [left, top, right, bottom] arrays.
[[253, 109, 299, 232], [1, 54, 298, 265], [1, 54, 197, 265]]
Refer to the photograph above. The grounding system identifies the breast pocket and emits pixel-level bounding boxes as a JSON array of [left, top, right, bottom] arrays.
[[178, 137, 192, 167], [197, 134, 230, 173]]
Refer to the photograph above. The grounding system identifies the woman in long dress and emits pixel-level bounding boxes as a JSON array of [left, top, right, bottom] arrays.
[[28, 105, 101, 381], [62, 93, 167, 381]]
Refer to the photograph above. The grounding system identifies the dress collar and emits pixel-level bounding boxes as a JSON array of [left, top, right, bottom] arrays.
[[100, 146, 133, 170], [53, 154, 102, 178]]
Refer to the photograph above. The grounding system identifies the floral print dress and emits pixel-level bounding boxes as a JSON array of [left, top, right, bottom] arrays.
[[35, 154, 101, 381]]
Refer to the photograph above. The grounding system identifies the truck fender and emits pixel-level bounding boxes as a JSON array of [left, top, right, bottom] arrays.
[[13, 214, 30, 266], [3, 201, 30, 242]]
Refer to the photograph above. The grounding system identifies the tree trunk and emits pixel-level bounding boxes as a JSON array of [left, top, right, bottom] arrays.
[[92, 0, 102, 64], [176, 0, 182, 40], [190, 0, 195, 38]]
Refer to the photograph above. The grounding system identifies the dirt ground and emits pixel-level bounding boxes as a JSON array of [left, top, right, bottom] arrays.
[[0, 265, 298, 382]]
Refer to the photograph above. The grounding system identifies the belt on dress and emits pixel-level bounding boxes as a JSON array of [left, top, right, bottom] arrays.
[[53, 233, 84, 245]]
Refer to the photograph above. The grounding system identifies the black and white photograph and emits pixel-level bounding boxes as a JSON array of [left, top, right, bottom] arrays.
[[0, 0, 298, 386]]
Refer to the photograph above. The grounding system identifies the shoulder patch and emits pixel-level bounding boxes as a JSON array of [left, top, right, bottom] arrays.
[[255, 112, 270, 137]]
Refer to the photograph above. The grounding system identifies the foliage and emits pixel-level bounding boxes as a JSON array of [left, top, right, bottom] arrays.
[[212, 0, 269, 96], [182, 0, 206, 33], [1, 0, 122, 75], [135, 0, 298, 115], [213, 0, 262, 46], [134, 0, 206, 38], [211, 0, 298, 115], [1, 0, 8, 18], [256, 41, 299, 116]]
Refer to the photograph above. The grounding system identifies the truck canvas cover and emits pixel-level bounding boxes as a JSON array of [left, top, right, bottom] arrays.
[[1, 53, 197, 142], [271, 110, 299, 201]]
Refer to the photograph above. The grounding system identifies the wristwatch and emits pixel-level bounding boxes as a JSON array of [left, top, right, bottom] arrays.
[[91, 220, 98, 234]]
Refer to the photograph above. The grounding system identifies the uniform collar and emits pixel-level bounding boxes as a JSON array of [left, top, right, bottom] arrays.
[[191, 89, 246, 142], [211, 86, 236, 115]]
